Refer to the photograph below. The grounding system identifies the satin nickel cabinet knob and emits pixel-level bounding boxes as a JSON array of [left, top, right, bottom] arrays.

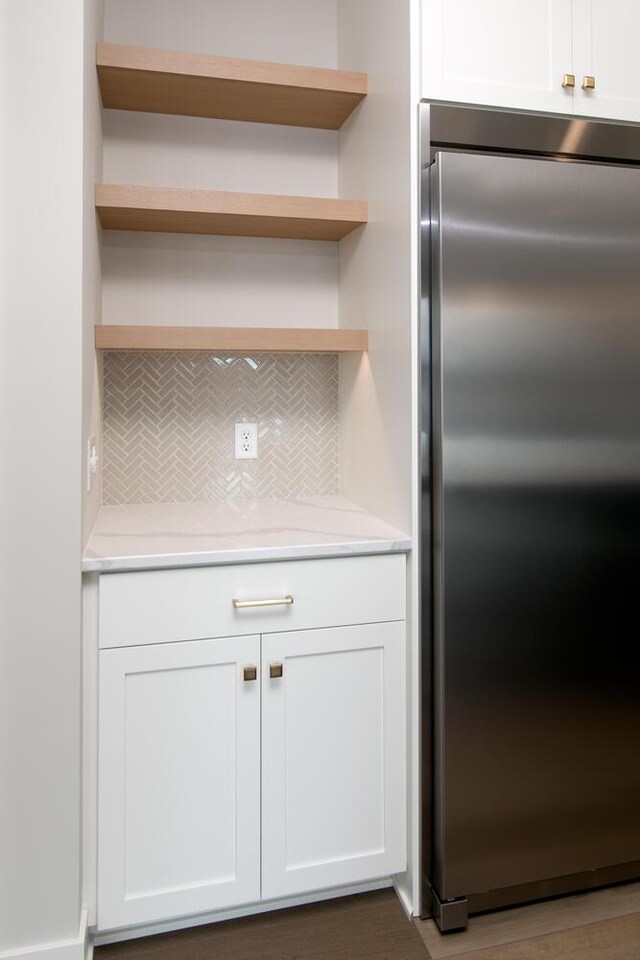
[[562, 73, 576, 88], [269, 662, 283, 679], [582, 75, 596, 90], [243, 666, 257, 682]]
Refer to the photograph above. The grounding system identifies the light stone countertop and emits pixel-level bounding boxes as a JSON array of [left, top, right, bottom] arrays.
[[82, 495, 411, 573]]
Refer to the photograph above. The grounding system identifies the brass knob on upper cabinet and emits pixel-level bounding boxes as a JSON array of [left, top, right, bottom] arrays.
[[582, 75, 596, 90], [243, 666, 257, 682], [269, 662, 283, 679], [562, 73, 576, 88]]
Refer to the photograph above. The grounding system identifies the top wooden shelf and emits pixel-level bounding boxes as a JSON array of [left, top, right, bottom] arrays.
[[96, 42, 367, 129]]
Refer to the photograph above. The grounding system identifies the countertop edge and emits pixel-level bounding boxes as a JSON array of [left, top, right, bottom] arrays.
[[82, 536, 412, 574]]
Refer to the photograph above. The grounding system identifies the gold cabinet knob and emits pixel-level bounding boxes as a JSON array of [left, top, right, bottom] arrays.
[[562, 73, 576, 88], [243, 665, 257, 682], [269, 662, 283, 679], [582, 75, 596, 90]]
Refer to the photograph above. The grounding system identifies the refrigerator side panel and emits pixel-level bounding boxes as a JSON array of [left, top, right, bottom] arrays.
[[429, 152, 446, 899], [436, 150, 640, 901]]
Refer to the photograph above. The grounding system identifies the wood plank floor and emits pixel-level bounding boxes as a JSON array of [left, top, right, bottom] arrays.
[[417, 881, 640, 960], [435, 914, 640, 960], [96, 890, 427, 960], [96, 883, 640, 960]]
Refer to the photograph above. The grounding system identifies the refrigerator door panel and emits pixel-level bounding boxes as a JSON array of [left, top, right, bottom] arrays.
[[431, 150, 640, 901]]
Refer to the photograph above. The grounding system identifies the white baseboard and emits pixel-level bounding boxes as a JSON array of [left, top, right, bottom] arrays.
[[93, 879, 394, 945], [0, 912, 89, 960], [393, 878, 415, 920]]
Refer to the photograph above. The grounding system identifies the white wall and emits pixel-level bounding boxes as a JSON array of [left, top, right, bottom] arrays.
[[337, 0, 421, 914], [101, 0, 343, 331], [0, 0, 85, 950], [337, 2, 414, 536], [104, 0, 338, 65], [83, 0, 104, 540]]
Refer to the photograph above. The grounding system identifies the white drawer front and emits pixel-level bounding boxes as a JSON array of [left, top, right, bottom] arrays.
[[99, 554, 405, 648]]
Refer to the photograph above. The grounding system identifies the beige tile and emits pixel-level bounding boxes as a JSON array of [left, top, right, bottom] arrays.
[[416, 882, 640, 959], [102, 350, 339, 505]]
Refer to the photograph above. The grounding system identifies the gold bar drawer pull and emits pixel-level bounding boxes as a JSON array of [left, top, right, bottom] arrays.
[[233, 594, 294, 610]]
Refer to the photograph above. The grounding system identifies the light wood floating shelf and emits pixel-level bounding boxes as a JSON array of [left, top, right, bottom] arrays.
[[96, 42, 367, 129], [95, 326, 369, 353], [95, 184, 367, 241]]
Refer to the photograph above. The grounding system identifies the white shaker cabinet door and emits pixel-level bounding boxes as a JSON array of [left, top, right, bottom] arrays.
[[573, 0, 640, 122], [97, 636, 261, 930], [422, 0, 574, 114], [261, 622, 406, 899]]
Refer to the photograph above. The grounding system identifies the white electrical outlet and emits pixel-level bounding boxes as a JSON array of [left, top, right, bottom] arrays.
[[234, 422, 258, 459], [87, 436, 98, 492]]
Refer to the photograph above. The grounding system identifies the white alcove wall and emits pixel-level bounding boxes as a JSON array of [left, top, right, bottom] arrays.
[[101, 0, 342, 330], [337, 0, 421, 917], [97, 0, 421, 918]]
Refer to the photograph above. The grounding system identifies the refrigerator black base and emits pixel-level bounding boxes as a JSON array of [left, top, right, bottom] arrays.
[[423, 859, 640, 927], [466, 860, 640, 917], [429, 888, 469, 932]]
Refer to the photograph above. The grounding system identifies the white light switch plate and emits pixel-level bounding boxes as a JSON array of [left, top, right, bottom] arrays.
[[87, 436, 98, 492]]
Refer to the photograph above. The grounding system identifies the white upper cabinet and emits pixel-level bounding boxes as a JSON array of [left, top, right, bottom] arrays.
[[422, 0, 574, 114], [422, 0, 640, 123], [573, 0, 640, 122]]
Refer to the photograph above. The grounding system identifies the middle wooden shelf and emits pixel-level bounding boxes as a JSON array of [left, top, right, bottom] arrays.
[[95, 184, 368, 241]]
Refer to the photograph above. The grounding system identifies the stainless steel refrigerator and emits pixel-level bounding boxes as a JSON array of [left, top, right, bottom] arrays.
[[421, 106, 640, 931]]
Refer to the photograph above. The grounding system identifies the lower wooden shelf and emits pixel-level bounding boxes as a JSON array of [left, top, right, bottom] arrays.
[[95, 184, 367, 241], [95, 325, 368, 353]]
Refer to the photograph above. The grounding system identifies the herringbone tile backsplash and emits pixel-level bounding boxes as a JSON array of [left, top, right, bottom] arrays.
[[102, 351, 339, 504]]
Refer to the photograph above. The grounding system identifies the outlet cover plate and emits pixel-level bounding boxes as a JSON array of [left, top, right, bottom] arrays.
[[235, 422, 258, 459]]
